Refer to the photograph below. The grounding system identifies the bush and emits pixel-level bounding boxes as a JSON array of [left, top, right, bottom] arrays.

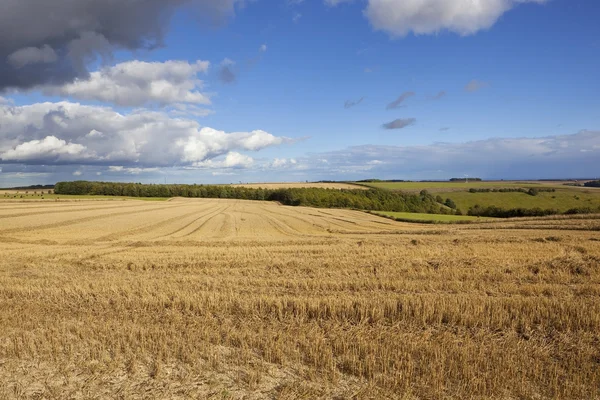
[[445, 198, 457, 209]]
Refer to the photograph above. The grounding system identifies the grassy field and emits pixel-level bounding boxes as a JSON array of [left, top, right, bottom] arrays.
[[1, 198, 599, 398], [357, 180, 584, 192], [445, 189, 600, 212], [371, 211, 494, 223]]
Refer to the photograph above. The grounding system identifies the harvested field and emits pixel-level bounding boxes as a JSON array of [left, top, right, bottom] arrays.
[[229, 182, 366, 190], [0, 198, 599, 399]]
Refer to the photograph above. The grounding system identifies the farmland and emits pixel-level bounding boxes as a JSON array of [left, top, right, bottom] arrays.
[[229, 182, 366, 190], [356, 180, 586, 192], [1, 198, 600, 399], [444, 189, 600, 213]]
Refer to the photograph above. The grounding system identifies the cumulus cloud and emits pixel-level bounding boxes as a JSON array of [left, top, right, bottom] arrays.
[[363, 0, 548, 37], [344, 97, 365, 109], [465, 80, 489, 92], [42, 60, 211, 107], [386, 92, 415, 109], [270, 158, 298, 169], [0, 0, 243, 90], [0, 101, 293, 167], [1, 136, 89, 163], [191, 152, 254, 169], [382, 118, 416, 130]]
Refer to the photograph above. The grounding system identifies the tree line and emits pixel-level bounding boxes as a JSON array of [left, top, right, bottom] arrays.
[[467, 205, 600, 218], [584, 180, 600, 188], [54, 181, 447, 213]]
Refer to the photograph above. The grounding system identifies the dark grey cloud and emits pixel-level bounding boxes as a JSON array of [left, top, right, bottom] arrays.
[[344, 97, 365, 109], [219, 61, 237, 84], [382, 118, 416, 130], [0, 0, 241, 90], [386, 91, 415, 109]]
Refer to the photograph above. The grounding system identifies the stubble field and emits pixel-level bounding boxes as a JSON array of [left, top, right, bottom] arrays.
[[1, 198, 599, 399]]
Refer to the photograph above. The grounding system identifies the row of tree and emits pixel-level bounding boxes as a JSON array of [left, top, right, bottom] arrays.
[[467, 205, 600, 218], [584, 180, 600, 188], [54, 181, 447, 213]]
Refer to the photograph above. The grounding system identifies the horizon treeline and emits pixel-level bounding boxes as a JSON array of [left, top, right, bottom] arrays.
[[54, 181, 447, 213]]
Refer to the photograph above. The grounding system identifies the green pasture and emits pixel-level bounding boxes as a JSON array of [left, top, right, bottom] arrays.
[[443, 189, 600, 212], [371, 211, 494, 223]]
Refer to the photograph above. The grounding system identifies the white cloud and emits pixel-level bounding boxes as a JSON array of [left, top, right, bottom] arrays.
[[73, 170, 83, 176], [331, 0, 548, 37], [270, 158, 298, 169], [43, 60, 211, 107], [1, 136, 88, 163], [259, 44, 268, 52], [0, 101, 293, 168], [191, 152, 254, 169]]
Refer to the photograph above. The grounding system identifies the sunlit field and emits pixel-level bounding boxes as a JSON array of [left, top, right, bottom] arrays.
[[1, 198, 599, 399]]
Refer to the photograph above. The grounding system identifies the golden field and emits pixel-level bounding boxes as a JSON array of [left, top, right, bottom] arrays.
[[0, 198, 599, 399]]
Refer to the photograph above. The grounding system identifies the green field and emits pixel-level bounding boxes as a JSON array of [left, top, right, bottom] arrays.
[[0, 192, 169, 201], [357, 181, 575, 191], [371, 211, 494, 223], [443, 189, 600, 212]]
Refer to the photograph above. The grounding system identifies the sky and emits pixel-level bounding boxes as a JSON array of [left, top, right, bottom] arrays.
[[0, 0, 599, 187]]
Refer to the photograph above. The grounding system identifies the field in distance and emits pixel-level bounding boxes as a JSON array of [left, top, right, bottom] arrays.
[[1, 197, 599, 399], [0, 189, 169, 202], [356, 181, 600, 214], [228, 182, 366, 190], [356, 180, 588, 192]]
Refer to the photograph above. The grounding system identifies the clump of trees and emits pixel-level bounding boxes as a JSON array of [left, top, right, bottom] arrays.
[[54, 181, 449, 214], [584, 180, 600, 188]]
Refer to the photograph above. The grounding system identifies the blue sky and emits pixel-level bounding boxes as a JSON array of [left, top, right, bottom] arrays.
[[0, 0, 599, 186]]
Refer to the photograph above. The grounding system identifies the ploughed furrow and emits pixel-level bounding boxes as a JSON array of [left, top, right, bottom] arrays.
[[256, 205, 330, 234], [93, 204, 216, 242], [0, 202, 186, 235], [179, 205, 232, 238], [156, 202, 224, 239]]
